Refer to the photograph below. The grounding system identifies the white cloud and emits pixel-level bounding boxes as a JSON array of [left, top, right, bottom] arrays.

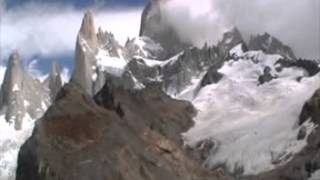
[[1, 0, 319, 62], [160, 0, 320, 59], [0, 3, 142, 61]]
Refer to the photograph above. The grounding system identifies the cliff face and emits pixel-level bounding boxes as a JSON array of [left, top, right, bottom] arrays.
[[71, 11, 98, 96], [43, 62, 63, 101], [139, 0, 190, 57]]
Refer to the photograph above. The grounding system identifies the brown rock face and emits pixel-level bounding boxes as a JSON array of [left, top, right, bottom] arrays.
[[16, 81, 234, 180]]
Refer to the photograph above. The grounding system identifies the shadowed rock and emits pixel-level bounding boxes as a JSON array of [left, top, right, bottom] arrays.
[[249, 33, 296, 60], [217, 27, 248, 59], [139, 0, 190, 57], [43, 61, 63, 101]]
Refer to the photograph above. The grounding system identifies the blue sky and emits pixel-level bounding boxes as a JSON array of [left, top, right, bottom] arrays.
[[5, 0, 146, 9]]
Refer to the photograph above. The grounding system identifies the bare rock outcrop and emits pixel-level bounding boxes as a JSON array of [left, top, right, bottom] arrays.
[[16, 81, 234, 180], [43, 61, 63, 101]]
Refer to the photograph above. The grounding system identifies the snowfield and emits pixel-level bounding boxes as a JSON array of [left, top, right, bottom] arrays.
[[0, 114, 34, 180], [96, 49, 127, 77], [183, 45, 320, 175]]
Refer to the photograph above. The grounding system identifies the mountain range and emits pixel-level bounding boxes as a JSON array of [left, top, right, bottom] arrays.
[[0, 1, 320, 180]]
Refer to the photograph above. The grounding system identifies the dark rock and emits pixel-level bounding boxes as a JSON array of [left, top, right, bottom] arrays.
[[217, 27, 248, 59], [194, 138, 216, 162], [139, 1, 190, 57], [275, 58, 320, 77], [200, 66, 224, 88], [125, 57, 161, 84], [124, 36, 168, 60], [161, 46, 222, 95], [297, 127, 307, 140], [43, 61, 63, 101], [258, 66, 275, 85], [299, 89, 320, 126], [249, 33, 296, 60]]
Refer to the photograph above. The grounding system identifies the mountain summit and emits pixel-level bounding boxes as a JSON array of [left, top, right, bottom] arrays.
[[71, 10, 99, 95], [139, 0, 190, 57], [0, 51, 50, 130]]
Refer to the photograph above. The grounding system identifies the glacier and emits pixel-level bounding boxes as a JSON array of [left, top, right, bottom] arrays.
[[183, 45, 320, 175]]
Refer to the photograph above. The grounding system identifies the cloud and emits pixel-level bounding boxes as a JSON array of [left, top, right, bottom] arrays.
[[1, 0, 319, 62], [160, 0, 230, 47], [160, 0, 320, 59], [0, 2, 142, 62]]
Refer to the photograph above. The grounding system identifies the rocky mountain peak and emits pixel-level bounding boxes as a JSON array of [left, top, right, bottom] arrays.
[[139, 0, 190, 57], [79, 10, 98, 50], [8, 49, 21, 66], [47, 61, 62, 101], [248, 32, 297, 60], [0, 50, 24, 128], [0, 50, 50, 130], [217, 27, 247, 58], [71, 11, 99, 96], [96, 26, 122, 58]]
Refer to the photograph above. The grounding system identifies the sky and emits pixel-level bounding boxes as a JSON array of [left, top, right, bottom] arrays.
[[159, 0, 320, 60], [0, 0, 319, 75], [0, 0, 145, 73]]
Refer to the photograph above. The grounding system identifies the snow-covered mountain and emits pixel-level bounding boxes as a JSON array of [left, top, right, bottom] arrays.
[[0, 53, 64, 180], [1, 1, 320, 180]]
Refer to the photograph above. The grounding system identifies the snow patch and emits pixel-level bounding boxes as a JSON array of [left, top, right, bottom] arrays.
[[0, 114, 34, 180], [12, 84, 19, 92], [310, 170, 320, 180], [96, 49, 127, 76], [23, 100, 30, 107]]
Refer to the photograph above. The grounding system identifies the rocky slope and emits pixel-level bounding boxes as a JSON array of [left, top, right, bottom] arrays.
[[15, 81, 233, 180]]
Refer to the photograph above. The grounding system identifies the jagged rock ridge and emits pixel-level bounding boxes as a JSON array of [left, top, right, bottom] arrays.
[[15, 81, 234, 180], [43, 61, 63, 101], [248, 33, 297, 60], [0, 51, 50, 130]]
